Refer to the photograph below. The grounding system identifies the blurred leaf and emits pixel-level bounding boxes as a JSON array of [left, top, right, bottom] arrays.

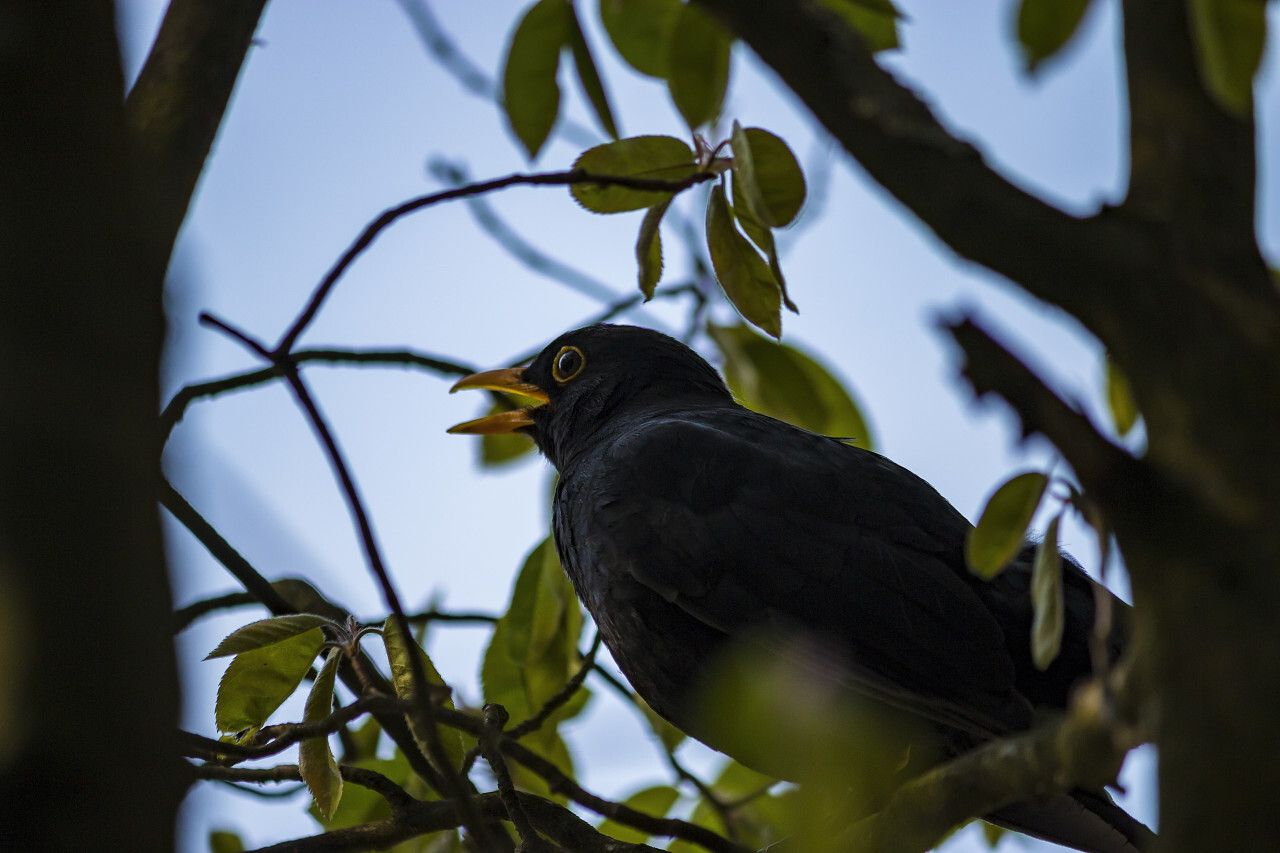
[[597, 785, 681, 843], [206, 614, 335, 659], [1105, 353, 1140, 436], [1031, 513, 1065, 670], [478, 401, 537, 467], [636, 693, 685, 752], [982, 821, 1008, 847], [706, 185, 782, 338], [566, 6, 619, 139], [598, 0, 681, 77], [209, 830, 245, 853], [967, 472, 1049, 579], [708, 323, 874, 447], [817, 0, 902, 52], [1188, 0, 1267, 117], [345, 713, 382, 762], [1015, 0, 1094, 72], [299, 648, 343, 820], [571, 135, 697, 213], [502, 0, 570, 159], [215, 627, 325, 732], [667, 2, 731, 129], [383, 617, 464, 773], [635, 199, 670, 299]]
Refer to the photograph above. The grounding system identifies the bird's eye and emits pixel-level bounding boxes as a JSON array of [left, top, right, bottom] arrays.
[[552, 346, 586, 383]]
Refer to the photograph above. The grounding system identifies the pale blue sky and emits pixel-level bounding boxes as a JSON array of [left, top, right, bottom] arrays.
[[116, 1, 1279, 849]]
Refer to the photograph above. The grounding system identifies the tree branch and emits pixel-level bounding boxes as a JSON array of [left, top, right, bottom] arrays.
[[696, 0, 1160, 343], [835, 682, 1143, 853], [942, 315, 1133, 494], [125, 0, 268, 255]]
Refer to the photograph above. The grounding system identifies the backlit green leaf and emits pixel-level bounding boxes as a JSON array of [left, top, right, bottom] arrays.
[[383, 616, 464, 773], [1015, 0, 1094, 73], [1030, 513, 1065, 670], [502, 0, 570, 159], [209, 830, 245, 853], [1188, 0, 1267, 117], [706, 185, 782, 338], [215, 627, 325, 732], [817, 0, 902, 53], [597, 785, 681, 843], [667, 3, 731, 129], [206, 614, 335, 659], [967, 472, 1049, 578], [636, 199, 671, 299], [736, 127, 806, 227], [299, 648, 343, 819], [571, 135, 697, 213], [708, 323, 874, 448], [637, 694, 685, 752], [598, 0, 681, 78], [567, 6, 619, 139], [1105, 353, 1140, 436]]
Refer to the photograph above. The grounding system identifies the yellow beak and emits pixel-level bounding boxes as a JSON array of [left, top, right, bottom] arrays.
[[447, 367, 549, 435]]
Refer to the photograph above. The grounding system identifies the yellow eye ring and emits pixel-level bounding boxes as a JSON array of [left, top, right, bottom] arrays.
[[551, 346, 586, 383]]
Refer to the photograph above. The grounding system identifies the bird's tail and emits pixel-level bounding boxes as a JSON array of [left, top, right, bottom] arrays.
[[986, 787, 1156, 853]]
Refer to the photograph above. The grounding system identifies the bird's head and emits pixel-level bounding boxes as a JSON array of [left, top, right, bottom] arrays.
[[448, 324, 732, 469]]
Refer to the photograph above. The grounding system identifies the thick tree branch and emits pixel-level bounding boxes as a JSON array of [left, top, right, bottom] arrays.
[[837, 682, 1142, 853], [125, 0, 269, 255], [697, 0, 1159, 340], [943, 316, 1133, 496], [1122, 0, 1260, 269]]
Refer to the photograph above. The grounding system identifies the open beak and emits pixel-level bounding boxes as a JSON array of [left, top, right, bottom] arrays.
[[447, 367, 549, 434]]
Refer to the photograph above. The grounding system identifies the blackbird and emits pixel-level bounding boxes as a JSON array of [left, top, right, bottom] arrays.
[[449, 323, 1153, 853]]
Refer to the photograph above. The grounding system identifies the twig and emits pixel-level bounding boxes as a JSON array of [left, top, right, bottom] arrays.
[[193, 762, 416, 813], [173, 590, 259, 631], [273, 168, 716, 353], [160, 347, 478, 441], [180, 695, 410, 763], [480, 704, 550, 852]]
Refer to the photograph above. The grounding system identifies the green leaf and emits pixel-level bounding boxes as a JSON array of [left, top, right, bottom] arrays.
[[637, 694, 685, 752], [209, 830, 245, 853], [504, 538, 570, 665], [215, 627, 326, 732], [566, 6, 620, 139], [635, 199, 671, 299], [597, 785, 681, 843], [479, 401, 537, 467], [598, 0, 682, 78], [729, 183, 796, 315], [706, 185, 782, 338], [666, 3, 731, 129], [1104, 353, 1140, 436], [502, 0, 570, 159], [735, 127, 806, 227], [383, 616, 464, 773], [1015, 0, 1094, 73], [1188, 0, 1267, 117], [299, 648, 343, 820], [1030, 513, 1065, 670], [571, 135, 697, 213], [982, 821, 1008, 847], [205, 614, 335, 659], [707, 323, 874, 447], [817, 0, 902, 53], [967, 472, 1049, 579]]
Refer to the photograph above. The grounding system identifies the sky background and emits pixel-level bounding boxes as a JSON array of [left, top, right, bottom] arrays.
[[114, 1, 1279, 850]]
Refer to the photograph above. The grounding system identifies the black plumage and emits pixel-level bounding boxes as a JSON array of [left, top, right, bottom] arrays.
[[450, 324, 1152, 853]]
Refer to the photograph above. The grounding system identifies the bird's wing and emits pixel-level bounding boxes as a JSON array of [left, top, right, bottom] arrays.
[[583, 411, 1031, 736]]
